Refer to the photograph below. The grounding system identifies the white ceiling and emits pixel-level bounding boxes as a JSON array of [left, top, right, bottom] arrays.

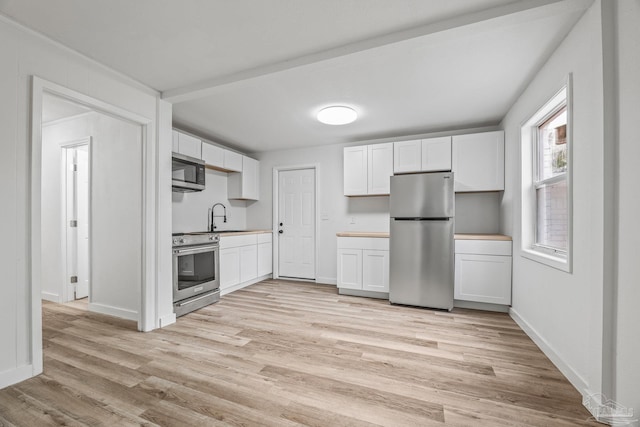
[[1, 0, 591, 153]]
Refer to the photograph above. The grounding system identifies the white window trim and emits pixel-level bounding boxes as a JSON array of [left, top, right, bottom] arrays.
[[520, 74, 573, 273]]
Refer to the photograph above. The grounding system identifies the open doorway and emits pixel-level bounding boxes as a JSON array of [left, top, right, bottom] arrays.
[[40, 91, 143, 323]]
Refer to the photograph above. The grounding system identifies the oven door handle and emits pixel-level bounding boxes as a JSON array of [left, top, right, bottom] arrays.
[[174, 244, 219, 255]]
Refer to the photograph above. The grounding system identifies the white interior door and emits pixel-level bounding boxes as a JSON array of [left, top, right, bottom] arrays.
[[75, 146, 89, 299], [278, 169, 315, 279]]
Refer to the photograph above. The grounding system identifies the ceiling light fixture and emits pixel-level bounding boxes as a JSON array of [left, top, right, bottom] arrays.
[[317, 106, 358, 125]]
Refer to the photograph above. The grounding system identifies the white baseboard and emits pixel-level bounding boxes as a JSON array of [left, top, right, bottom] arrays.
[[41, 291, 60, 303], [316, 277, 337, 285], [89, 302, 138, 322], [454, 299, 510, 313], [159, 313, 176, 328], [509, 308, 589, 395], [0, 364, 35, 390], [221, 274, 272, 296]]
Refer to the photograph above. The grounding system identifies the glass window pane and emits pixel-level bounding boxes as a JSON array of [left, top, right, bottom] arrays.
[[536, 179, 568, 250], [538, 107, 567, 181]]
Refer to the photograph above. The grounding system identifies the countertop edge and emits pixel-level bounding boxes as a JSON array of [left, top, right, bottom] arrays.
[[217, 230, 273, 237], [336, 232, 512, 241]]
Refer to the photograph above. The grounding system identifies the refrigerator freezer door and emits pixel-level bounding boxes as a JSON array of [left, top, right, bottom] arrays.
[[389, 218, 454, 309], [389, 172, 454, 219]]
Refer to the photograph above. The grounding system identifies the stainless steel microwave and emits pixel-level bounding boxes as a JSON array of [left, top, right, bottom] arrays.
[[172, 152, 205, 192]]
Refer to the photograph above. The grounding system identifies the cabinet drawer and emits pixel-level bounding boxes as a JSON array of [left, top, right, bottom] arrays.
[[337, 237, 389, 251], [455, 240, 511, 256], [220, 234, 258, 249]]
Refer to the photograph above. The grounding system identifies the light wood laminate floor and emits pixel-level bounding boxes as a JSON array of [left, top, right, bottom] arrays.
[[0, 280, 599, 426]]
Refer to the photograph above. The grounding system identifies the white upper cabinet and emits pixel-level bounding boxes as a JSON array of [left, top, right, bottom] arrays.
[[344, 143, 393, 196], [367, 143, 393, 195], [393, 140, 422, 173], [452, 131, 504, 192], [421, 136, 452, 172], [344, 146, 368, 196], [394, 137, 451, 173], [201, 142, 224, 169], [228, 156, 259, 200], [223, 150, 243, 173], [172, 130, 202, 159]]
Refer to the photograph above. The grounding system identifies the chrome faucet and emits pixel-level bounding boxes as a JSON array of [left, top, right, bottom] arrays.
[[209, 203, 227, 232]]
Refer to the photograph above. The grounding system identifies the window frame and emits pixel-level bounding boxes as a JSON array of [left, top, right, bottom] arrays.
[[520, 75, 573, 272]]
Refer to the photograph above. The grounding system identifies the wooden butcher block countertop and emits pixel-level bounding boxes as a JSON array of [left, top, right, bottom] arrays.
[[337, 232, 512, 241]]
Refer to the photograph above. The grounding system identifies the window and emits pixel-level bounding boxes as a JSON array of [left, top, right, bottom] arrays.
[[521, 75, 572, 272], [535, 106, 568, 253]]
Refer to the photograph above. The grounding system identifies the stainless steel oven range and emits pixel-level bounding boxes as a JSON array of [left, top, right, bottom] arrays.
[[172, 232, 220, 317]]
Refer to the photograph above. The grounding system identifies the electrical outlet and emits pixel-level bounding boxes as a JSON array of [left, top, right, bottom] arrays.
[[350, 217, 356, 224]]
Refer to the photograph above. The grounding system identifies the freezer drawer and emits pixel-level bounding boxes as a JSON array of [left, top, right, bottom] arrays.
[[389, 219, 454, 310]]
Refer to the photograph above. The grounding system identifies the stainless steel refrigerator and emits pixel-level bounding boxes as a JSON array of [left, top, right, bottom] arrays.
[[389, 172, 454, 310]]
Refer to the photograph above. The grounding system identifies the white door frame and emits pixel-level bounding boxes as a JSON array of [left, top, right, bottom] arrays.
[[272, 164, 319, 281], [31, 77, 157, 375], [60, 137, 92, 303]]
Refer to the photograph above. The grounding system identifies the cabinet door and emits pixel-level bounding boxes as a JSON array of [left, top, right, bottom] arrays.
[[344, 146, 367, 196], [422, 136, 452, 172], [454, 254, 512, 304], [240, 244, 258, 283], [202, 143, 224, 168], [452, 131, 504, 192], [257, 242, 272, 277], [224, 150, 243, 172], [393, 140, 421, 173], [362, 250, 389, 292], [242, 156, 259, 200], [172, 130, 179, 152], [177, 132, 202, 159], [367, 143, 393, 195], [337, 249, 362, 290], [220, 247, 240, 291]]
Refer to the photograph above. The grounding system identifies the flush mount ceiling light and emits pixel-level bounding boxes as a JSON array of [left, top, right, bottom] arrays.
[[317, 106, 358, 125]]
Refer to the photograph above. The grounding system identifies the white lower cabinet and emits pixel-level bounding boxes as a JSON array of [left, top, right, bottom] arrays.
[[337, 237, 389, 296], [240, 245, 258, 283], [362, 250, 389, 293], [220, 233, 272, 295], [454, 239, 512, 305], [220, 247, 240, 292]]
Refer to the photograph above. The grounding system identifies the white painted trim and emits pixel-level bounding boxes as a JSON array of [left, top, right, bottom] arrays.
[[31, 76, 157, 377], [316, 277, 337, 285], [0, 365, 36, 390], [88, 303, 139, 322], [159, 313, 177, 328], [220, 274, 272, 296], [41, 291, 60, 303], [272, 164, 320, 282], [509, 307, 589, 394]]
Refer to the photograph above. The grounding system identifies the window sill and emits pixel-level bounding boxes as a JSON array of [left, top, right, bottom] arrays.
[[521, 247, 572, 273]]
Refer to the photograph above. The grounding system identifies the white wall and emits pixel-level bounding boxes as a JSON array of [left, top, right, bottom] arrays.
[[614, 0, 640, 415], [500, 1, 606, 400], [0, 15, 168, 389], [247, 140, 502, 284], [172, 168, 247, 233]]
